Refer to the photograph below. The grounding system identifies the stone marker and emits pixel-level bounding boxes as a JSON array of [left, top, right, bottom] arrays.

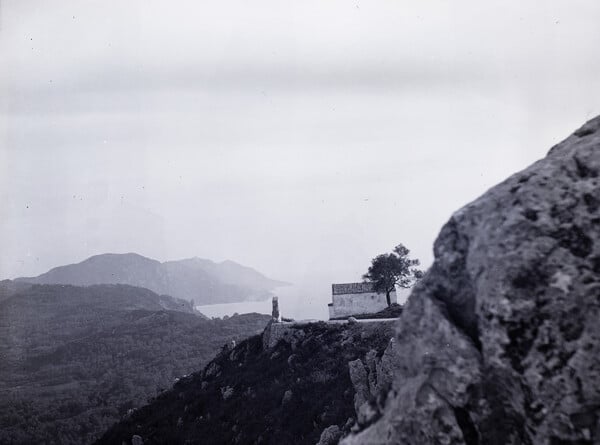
[[272, 296, 280, 322]]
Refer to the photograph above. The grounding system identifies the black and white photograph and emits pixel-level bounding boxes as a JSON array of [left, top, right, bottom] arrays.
[[1, 1, 600, 444]]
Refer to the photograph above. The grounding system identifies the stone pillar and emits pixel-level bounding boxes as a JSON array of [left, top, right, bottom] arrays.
[[272, 296, 280, 322]]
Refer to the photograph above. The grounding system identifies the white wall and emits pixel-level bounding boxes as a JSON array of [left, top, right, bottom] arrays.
[[328, 291, 397, 319]]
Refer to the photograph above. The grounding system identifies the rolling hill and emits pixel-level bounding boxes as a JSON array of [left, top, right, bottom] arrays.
[[0, 281, 271, 444]]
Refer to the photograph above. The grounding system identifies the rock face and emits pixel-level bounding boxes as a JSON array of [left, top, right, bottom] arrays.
[[262, 321, 306, 350], [316, 425, 342, 445], [342, 116, 600, 444], [348, 358, 372, 424]]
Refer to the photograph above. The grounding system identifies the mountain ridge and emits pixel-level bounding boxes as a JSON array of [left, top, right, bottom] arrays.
[[14, 253, 288, 305]]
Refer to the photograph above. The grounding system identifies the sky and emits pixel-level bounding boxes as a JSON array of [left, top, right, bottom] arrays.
[[1, 1, 600, 317]]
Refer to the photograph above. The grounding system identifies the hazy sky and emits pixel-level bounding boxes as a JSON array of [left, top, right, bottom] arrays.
[[2, 1, 600, 295]]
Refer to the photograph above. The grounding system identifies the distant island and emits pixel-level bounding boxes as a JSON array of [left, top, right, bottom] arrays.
[[13, 253, 289, 306]]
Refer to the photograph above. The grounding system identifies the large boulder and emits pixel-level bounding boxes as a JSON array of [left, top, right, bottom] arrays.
[[342, 115, 600, 444]]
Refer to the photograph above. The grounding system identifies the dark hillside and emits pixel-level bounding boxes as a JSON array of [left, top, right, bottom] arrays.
[[0, 279, 32, 302], [97, 321, 395, 445], [0, 283, 270, 445]]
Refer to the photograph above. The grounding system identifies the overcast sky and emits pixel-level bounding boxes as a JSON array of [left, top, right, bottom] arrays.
[[2, 1, 600, 305]]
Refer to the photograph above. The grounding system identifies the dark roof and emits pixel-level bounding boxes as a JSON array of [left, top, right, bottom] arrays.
[[332, 282, 376, 295]]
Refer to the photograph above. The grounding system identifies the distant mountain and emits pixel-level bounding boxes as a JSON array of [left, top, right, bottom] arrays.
[[0, 281, 271, 445], [15, 253, 288, 305]]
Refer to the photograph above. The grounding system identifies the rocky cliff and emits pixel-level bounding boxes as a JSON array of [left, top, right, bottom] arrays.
[[342, 117, 600, 444]]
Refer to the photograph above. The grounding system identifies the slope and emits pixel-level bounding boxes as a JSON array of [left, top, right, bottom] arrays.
[[96, 320, 396, 445], [0, 283, 271, 445]]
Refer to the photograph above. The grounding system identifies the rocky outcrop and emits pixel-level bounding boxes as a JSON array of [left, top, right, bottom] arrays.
[[316, 425, 342, 445], [348, 359, 374, 425], [262, 321, 306, 350], [343, 115, 600, 444], [346, 344, 400, 429], [98, 320, 395, 445], [281, 389, 293, 405]]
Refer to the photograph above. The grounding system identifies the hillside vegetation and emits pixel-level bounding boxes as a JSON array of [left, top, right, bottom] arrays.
[[0, 282, 271, 444], [97, 320, 395, 445]]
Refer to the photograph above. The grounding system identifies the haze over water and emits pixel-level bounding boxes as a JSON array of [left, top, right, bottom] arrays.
[[2, 1, 600, 305], [197, 283, 412, 320]]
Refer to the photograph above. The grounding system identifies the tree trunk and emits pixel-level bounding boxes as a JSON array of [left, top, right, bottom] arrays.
[[386, 290, 391, 306]]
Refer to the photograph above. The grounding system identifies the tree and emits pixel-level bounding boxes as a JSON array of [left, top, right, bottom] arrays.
[[362, 244, 423, 306]]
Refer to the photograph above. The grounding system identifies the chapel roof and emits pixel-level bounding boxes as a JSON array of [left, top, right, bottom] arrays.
[[331, 282, 376, 295]]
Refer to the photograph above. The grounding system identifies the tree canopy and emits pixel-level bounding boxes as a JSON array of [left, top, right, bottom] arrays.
[[362, 244, 423, 306]]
